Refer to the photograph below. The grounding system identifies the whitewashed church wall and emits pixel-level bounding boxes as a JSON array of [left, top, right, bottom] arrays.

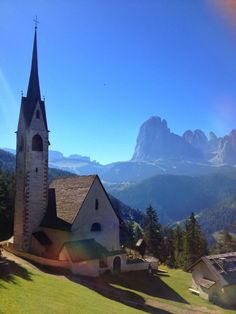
[[71, 177, 120, 251], [71, 260, 99, 277]]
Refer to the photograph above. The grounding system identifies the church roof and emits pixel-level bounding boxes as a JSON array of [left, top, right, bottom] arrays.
[[41, 215, 72, 231], [62, 239, 109, 262], [49, 175, 97, 224]]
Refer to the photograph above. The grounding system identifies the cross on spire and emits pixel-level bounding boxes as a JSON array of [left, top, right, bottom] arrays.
[[33, 16, 39, 30]]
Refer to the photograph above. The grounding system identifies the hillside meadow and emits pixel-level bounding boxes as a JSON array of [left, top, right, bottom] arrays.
[[0, 252, 235, 314]]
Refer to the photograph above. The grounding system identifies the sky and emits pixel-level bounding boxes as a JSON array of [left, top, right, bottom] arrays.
[[1, 0, 236, 164]]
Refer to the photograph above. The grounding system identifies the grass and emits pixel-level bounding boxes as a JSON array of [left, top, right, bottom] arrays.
[[0, 258, 235, 314], [0, 260, 144, 314], [99, 266, 236, 314]]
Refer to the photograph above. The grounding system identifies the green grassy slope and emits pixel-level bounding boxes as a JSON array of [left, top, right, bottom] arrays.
[[0, 258, 235, 314], [0, 261, 143, 314], [102, 267, 235, 314]]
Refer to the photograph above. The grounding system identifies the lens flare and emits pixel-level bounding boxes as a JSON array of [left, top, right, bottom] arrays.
[[208, 0, 236, 27], [0, 68, 18, 131]]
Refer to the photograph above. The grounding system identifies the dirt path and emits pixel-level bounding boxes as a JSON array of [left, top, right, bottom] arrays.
[[1, 249, 225, 314], [146, 298, 223, 314]]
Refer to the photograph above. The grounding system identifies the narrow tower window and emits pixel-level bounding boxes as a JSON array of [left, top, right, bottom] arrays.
[[95, 199, 99, 210], [36, 110, 40, 119], [32, 134, 43, 151], [18, 136, 24, 152]]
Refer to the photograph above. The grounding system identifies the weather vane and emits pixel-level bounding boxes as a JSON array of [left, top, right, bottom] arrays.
[[33, 16, 39, 30]]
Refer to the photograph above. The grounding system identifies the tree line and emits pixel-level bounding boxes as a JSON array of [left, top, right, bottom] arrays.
[[123, 205, 236, 270], [0, 168, 15, 241]]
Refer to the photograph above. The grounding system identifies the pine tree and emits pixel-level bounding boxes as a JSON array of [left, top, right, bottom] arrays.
[[143, 206, 162, 259], [124, 219, 136, 248], [162, 227, 175, 267], [173, 223, 184, 267], [133, 223, 143, 243], [183, 213, 208, 269]]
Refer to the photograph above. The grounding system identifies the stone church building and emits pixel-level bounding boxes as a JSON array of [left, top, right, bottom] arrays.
[[13, 27, 126, 276]]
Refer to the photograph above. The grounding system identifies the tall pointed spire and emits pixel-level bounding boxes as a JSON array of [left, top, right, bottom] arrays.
[[21, 21, 48, 130], [27, 25, 41, 103]]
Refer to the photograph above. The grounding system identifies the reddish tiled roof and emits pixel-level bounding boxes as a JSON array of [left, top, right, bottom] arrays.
[[50, 175, 96, 224]]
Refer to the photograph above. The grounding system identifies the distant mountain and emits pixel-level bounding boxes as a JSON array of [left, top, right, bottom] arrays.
[[48, 151, 104, 176], [132, 116, 202, 161], [132, 116, 236, 165], [0, 149, 75, 180], [213, 130, 236, 164]]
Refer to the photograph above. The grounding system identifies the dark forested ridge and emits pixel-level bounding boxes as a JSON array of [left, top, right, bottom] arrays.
[[108, 174, 236, 219], [0, 168, 15, 241], [0, 149, 16, 171], [108, 173, 236, 239]]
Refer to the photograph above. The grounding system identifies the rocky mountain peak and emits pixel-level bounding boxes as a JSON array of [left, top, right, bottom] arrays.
[[132, 116, 236, 164], [209, 131, 218, 142], [183, 129, 208, 152], [140, 116, 170, 136], [132, 116, 201, 161]]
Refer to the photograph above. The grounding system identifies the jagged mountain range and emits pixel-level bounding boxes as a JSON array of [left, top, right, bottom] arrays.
[[3, 116, 236, 184], [132, 116, 236, 164]]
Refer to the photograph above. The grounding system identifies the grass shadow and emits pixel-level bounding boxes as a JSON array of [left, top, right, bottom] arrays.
[[67, 274, 172, 314], [0, 257, 33, 286], [100, 270, 189, 305]]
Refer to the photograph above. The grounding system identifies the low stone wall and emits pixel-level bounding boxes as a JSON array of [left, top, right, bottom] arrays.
[[124, 262, 148, 272], [4, 244, 70, 269], [124, 261, 158, 272]]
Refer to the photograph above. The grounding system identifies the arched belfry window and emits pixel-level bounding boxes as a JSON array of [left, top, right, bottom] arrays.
[[18, 136, 24, 152], [36, 110, 40, 119], [91, 223, 102, 232], [32, 134, 43, 151]]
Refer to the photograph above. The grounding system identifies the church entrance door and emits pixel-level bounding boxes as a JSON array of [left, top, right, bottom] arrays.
[[113, 256, 121, 274]]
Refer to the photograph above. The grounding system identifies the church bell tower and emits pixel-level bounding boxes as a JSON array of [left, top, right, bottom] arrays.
[[14, 25, 49, 251]]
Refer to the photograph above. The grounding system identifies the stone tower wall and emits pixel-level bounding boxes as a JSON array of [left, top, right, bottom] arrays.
[[14, 103, 48, 251]]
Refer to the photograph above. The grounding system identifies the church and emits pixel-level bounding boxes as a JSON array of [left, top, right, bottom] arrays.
[[12, 26, 126, 277]]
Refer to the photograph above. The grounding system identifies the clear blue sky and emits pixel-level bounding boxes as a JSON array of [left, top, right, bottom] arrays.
[[1, 0, 236, 164]]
